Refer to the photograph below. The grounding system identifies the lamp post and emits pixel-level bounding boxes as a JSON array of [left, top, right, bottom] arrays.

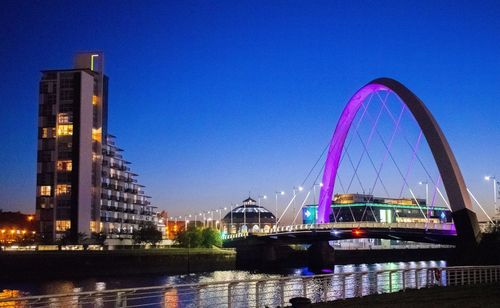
[[172, 216, 177, 238], [258, 195, 267, 231], [275, 191, 285, 229], [485, 176, 499, 216], [167, 216, 171, 239], [313, 183, 323, 205], [221, 207, 227, 232], [418, 181, 429, 206], [292, 186, 303, 225], [230, 204, 234, 233]]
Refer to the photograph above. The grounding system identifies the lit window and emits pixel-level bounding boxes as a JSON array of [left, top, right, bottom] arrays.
[[56, 184, 71, 196], [57, 160, 72, 172], [90, 221, 98, 233], [57, 124, 73, 136], [92, 128, 102, 142], [40, 186, 51, 196], [56, 220, 71, 231], [92, 95, 98, 105], [58, 113, 72, 124], [42, 127, 56, 138]]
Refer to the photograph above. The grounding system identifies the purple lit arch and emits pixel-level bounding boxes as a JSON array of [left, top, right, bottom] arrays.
[[318, 78, 480, 243]]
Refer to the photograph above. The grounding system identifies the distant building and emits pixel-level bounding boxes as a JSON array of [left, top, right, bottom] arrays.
[[36, 52, 160, 243], [302, 193, 451, 224], [0, 211, 36, 244], [222, 197, 276, 233]]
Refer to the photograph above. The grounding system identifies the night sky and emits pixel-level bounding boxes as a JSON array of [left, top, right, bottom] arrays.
[[0, 1, 499, 220]]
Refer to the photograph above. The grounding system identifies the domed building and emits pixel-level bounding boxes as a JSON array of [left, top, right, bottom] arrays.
[[222, 197, 276, 234]]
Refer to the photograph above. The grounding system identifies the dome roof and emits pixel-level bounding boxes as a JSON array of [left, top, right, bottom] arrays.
[[222, 204, 276, 223]]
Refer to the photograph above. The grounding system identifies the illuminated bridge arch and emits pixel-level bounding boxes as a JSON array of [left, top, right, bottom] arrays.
[[318, 78, 481, 243]]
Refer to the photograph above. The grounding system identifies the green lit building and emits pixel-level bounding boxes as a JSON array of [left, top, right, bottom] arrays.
[[302, 193, 451, 224]]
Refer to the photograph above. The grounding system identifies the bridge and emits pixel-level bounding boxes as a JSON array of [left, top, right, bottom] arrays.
[[223, 222, 457, 246], [173, 77, 488, 266]]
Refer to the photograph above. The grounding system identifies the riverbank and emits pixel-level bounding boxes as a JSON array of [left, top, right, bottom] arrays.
[[313, 283, 500, 307], [0, 248, 236, 281]]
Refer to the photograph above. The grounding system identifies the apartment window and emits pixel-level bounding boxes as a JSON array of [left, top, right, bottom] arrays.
[[92, 128, 102, 142], [42, 127, 56, 138], [57, 160, 72, 172], [59, 103, 73, 113], [56, 184, 71, 196], [56, 220, 71, 232], [58, 113, 73, 124], [60, 78, 74, 89], [60, 89, 74, 100], [40, 185, 51, 196], [90, 221, 98, 233], [57, 124, 73, 136]]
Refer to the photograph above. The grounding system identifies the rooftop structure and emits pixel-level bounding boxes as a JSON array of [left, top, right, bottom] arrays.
[[222, 197, 276, 233]]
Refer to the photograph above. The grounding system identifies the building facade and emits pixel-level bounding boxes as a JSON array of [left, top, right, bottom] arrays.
[[302, 193, 452, 224], [36, 52, 159, 242]]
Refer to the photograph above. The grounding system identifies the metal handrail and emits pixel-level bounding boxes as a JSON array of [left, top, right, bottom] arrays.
[[2, 265, 500, 307], [223, 222, 456, 240]]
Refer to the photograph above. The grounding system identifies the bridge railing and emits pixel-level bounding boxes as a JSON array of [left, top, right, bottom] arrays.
[[223, 222, 456, 240], [2, 265, 499, 307]]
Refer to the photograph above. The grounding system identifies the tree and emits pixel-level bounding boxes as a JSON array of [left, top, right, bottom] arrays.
[[176, 226, 203, 248], [133, 222, 163, 246], [91, 232, 107, 245], [201, 228, 222, 248]]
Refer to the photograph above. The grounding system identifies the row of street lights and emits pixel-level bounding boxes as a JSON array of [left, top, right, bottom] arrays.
[[167, 175, 498, 234], [420, 176, 498, 216]]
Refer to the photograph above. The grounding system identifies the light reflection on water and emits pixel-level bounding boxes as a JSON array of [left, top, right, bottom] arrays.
[[1, 260, 446, 303]]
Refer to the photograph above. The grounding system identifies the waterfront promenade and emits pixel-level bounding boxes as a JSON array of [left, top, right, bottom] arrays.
[[314, 283, 500, 307]]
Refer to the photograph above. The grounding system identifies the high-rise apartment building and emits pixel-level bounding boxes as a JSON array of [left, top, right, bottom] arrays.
[[36, 52, 159, 243]]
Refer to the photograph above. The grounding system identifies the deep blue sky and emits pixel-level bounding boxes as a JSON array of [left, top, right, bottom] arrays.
[[0, 1, 499, 220]]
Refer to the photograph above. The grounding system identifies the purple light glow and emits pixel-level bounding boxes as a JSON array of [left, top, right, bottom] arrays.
[[318, 83, 390, 223]]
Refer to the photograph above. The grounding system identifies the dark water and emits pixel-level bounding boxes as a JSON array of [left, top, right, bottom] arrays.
[[1, 260, 446, 297]]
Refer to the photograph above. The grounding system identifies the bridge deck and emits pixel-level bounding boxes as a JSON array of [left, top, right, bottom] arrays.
[[223, 222, 457, 246]]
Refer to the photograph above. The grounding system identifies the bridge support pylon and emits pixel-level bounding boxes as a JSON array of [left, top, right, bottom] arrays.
[[308, 242, 335, 269]]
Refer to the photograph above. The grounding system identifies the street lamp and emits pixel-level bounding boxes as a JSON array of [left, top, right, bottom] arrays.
[[313, 183, 323, 205], [258, 195, 267, 231], [485, 176, 499, 216], [419, 181, 429, 206], [222, 207, 227, 232], [292, 186, 303, 225], [275, 191, 285, 228], [230, 204, 235, 233]]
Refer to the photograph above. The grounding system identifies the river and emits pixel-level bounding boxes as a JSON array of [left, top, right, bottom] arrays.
[[1, 260, 446, 299]]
